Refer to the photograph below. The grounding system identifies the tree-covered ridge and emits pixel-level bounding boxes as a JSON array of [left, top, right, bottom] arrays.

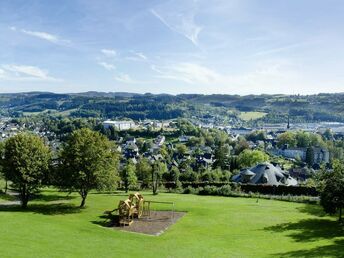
[[0, 92, 343, 123]]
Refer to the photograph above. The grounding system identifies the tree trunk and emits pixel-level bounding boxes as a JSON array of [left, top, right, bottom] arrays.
[[80, 191, 88, 208], [21, 195, 29, 209], [152, 171, 157, 195], [4, 180, 7, 194], [20, 184, 29, 209], [339, 207, 342, 222]]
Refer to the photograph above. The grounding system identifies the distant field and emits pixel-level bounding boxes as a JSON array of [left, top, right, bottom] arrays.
[[0, 189, 342, 257], [22, 109, 77, 117], [239, 111, 267, 121]]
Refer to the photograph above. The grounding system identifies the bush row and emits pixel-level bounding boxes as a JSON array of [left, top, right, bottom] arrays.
[[175, 182, 318, 196], [182, 185, 319, 204]]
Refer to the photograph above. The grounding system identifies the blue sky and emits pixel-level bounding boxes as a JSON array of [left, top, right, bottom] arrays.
[[0, 0, 343, 95]]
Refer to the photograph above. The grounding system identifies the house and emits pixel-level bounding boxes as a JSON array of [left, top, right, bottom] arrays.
[[102, 120, 136, 130], [154, 135, 165, 146], [269, 146, 329, 164], [313, 148, 330, 164], [179, 135, 191, 143], [232, 163, 298, 186], [195, 153, 214, 168]]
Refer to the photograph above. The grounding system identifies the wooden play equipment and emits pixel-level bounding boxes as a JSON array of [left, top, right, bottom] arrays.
[[117, 199, 135, 226], [115, 192, 145, 226], [109, 192, 175, 227], [128, 192, 144, 218]]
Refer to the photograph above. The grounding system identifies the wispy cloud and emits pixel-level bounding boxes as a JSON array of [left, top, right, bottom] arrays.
[[135, 52, 147, 60], [114, 73, 152, 84], [114, 73, 139, 84], [98, 62, 116, 71], [252, 42, 308, 57], [151, 4, 202, 47], [10, 26, 71, 45], [152, 62, 221, 84], [101, 49, 117, 57], [150, 59, 301, 94], [126, 51, 148, 61], [0, 64, 60, 81]]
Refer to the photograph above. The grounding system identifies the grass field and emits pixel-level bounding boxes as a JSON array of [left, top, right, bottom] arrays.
[[0, 189, 343, 258], [239, 111, 267, 121]]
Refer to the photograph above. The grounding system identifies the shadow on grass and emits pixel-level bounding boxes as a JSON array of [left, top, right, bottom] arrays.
[[296, 204, 327, 217], [264, 204, 344, 257], [91, 213, 119, 227], [0, 203, 82, 215], [31, 193, 76, 202], [265, 219, 343, 242], [274, 239, 344, 257], [0, 192, 17, 202]]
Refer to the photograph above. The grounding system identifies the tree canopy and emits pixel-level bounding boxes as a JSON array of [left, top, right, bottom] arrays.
[[237, 149, 269, 168], [319, 160, 344, 221], [2, 133, 51, 208], [58, 128, 120, 207]]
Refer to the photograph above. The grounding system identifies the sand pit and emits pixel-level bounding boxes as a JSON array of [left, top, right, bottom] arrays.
[[110, 211, 186, 236]]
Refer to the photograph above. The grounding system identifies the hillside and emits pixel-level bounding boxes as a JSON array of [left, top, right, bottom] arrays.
[[0, 92, 343, 123]]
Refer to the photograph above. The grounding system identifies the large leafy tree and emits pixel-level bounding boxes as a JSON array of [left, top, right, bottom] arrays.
[[59, 128, 119, 207], [136, 157, 152, 188], [277, 131, 297, 148], [2, 133, 51, 208], [121, 160, 137, 192], [319, 160, 344, 221], [152, 160, 167, 195]]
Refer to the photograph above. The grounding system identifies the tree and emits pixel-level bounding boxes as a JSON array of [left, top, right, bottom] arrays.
[[319, 160, 344, 221], [2, 133, 51, 208], [214, 144, 231, 169], [176, 144, 188, 155], [152, 160, 167, 195], [305, 147, 314, 166], [121, 160, 137, 192], [0, 142, 6, 193], [136, 158, 152, 188], [295, 131, 311, 148], [59, 128, 119, 207], [163, 166, 181, 189], [277, 132, 297, 148], [238, 149, 269, 168], [179, 168, 198, 183]]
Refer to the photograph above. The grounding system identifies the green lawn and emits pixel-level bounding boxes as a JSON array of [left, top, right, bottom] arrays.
[[0, 189, 343, 258], [239, 111, 267, 121]]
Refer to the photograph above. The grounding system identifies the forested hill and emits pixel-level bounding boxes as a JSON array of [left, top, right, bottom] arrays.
[[0, 91, 343, 123]]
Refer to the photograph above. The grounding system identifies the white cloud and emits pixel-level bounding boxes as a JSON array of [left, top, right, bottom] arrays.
[[114, 73, 139, 84], [10, 27, 70, 45], [134, 52, 147, 60], [98, 62, 116, 71], [151, 5, 202, 47], [126, 52, 148, 61], [101, 49, 117, 57], [0, 64, 60, 81], [150, 60, 311, 94], [114, 73, 152, 84], [153, 62, 222, 84]]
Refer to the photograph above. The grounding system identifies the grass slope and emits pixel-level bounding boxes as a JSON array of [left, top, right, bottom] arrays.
[[0, 189, 343, 258], [239, 111, 267, 121]]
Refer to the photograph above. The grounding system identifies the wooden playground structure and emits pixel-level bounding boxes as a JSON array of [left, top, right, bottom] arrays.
[[108, 192, 175, 227]]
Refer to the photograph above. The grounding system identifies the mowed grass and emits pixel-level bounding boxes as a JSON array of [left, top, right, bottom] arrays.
[[239, 111, 267, 121], [0, 189, 343, 258]]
